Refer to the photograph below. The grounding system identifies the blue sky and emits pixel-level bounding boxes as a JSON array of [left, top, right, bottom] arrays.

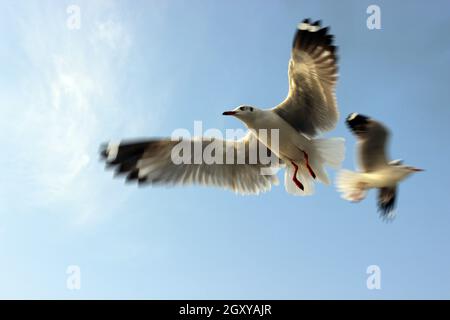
[[0, 0, 450, 299]]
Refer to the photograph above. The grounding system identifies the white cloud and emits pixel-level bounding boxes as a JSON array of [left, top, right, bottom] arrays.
[[0, 2, 163, 224]]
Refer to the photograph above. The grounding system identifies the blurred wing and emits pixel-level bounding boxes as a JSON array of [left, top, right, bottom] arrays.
[[100, 133, 280, 195], [346, 114, 390, 172], [377, 186, 397, 221], [273, 19, 339, 137]]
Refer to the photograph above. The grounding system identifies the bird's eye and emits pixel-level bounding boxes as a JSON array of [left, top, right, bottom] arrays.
[[249, 107, 254, 112], [240, 107, 245, 111]]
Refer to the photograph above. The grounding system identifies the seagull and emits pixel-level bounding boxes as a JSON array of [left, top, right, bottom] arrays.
[[337, 113, 424, 220], [100, 19, 345, 196]]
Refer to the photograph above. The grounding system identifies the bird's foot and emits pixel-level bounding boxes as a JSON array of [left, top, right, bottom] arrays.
[[302, 151, 316, 179], [290, 161, 304, 191]]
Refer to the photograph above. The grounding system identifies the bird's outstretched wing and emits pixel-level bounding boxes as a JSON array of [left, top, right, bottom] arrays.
[[273, 19, 339, 137], [377, 186, 397, 220], [100, 133, 280, 195], [346, 113, 390, 172]]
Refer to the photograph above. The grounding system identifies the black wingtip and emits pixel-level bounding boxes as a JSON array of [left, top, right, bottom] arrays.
[[346, 113, 370, 133], [99, 143, 108, 159], [378, 204, 396, 222], [293, 19, 338, 62], [377, 187, 397, 222], [126, 169, 139, 182], [378, 199, 395, 215]]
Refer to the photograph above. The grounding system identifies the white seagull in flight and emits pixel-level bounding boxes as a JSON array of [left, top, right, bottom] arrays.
[[337, 113, 424, 220], [101, 19, 345, 195]]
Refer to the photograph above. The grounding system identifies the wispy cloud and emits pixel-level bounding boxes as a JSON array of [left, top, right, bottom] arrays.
[[0, 1, 162, 224]]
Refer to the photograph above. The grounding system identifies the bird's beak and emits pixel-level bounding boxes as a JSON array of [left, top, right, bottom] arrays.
[[222, 111, 237, 116], [411, 167, 425, 172]]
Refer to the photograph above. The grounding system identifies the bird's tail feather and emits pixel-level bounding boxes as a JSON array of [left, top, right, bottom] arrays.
[[336, 169, 368, 202], [284, 136, 345, 195], [309, 137, 345, 185], [284, 162, 315, 196], [312, 137, 346, 169]]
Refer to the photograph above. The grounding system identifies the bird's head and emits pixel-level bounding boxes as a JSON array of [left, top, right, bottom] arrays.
[[222, 105, 261, 123], [403, 165, 424, 173], [392, 163, 425, 180]]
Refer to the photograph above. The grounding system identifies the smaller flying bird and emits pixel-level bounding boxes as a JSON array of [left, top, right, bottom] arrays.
[[337, 113, 423, 220]]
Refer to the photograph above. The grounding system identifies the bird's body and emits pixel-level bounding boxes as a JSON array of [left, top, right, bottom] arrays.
[[341, 166, 414, 189], [101, 19, 345, 196], [231, 106, 344, 194], [239, 108, 311, 163], [337, 113, 423, 219]]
